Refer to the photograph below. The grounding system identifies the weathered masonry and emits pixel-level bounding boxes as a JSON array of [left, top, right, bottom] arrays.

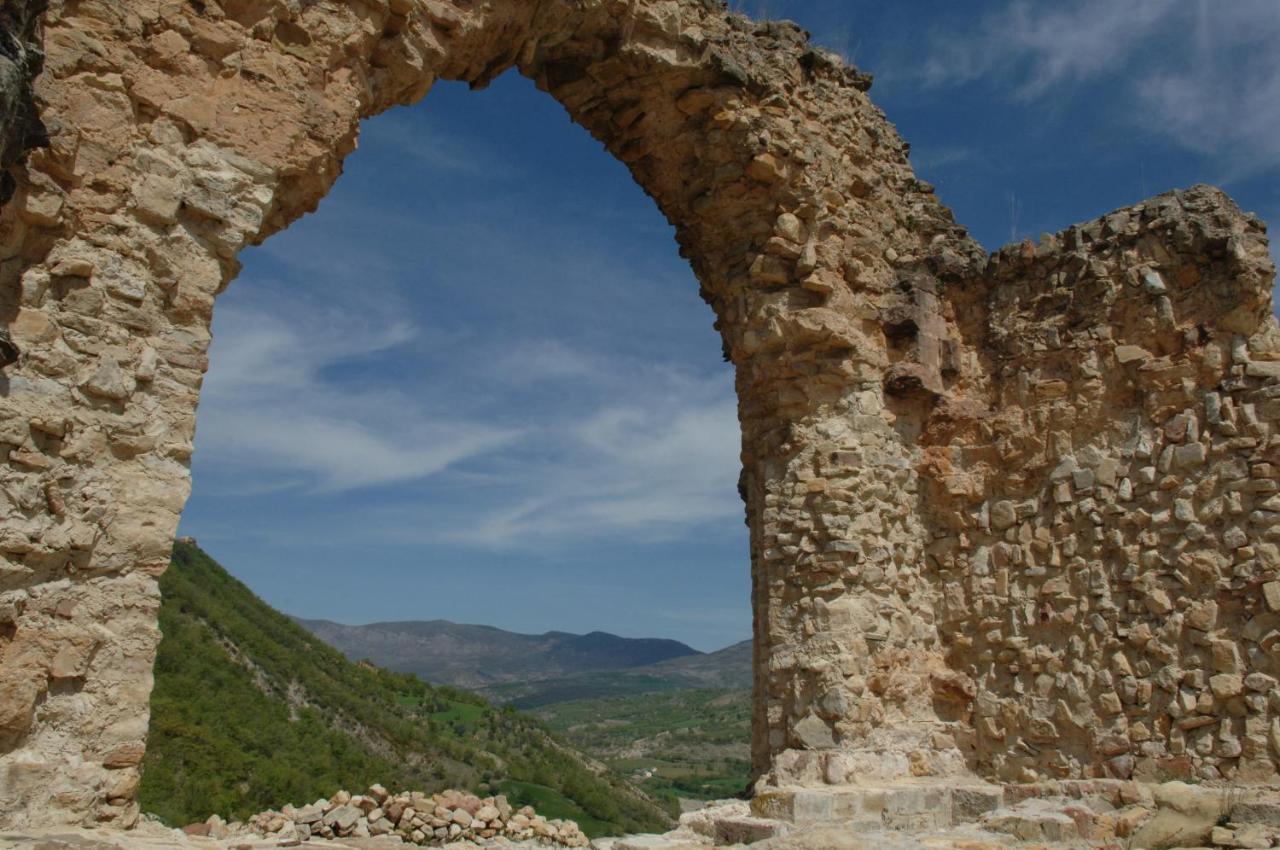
[[0, 0, 1277, 829]]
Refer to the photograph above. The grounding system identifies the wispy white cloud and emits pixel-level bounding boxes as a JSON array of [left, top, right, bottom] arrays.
[[197, 299, 520, 493], [199, 407, 518, 493], [205, 307, 414, 392], [362, 109, 498, 177], [359, 361, 742, 550], [908, 145, 975, 174], [1135, 2, 1280, 180], [915, 0, 1280, 177], [487, 339, 599, 384], [195, 293, 740, 544], [919, 0, 1175, 95]]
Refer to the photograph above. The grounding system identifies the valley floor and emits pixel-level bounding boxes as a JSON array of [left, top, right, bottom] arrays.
[[533, 688, 752, 807]]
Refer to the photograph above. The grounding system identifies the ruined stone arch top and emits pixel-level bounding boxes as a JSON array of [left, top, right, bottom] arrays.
[[0, 0, 1278, 830]]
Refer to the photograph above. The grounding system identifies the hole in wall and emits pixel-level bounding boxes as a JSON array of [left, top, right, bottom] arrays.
[[883, 317, 919, 347], [158, 72, 755, 818]]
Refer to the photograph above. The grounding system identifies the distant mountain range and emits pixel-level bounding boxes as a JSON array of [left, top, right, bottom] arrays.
[[480, 639, 753, 708], [294, 617, 747, 694]]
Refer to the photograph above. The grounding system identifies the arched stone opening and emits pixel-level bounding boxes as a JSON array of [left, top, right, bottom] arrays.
[[1, 0, 1279, 832], [3, 0, 969, 826]]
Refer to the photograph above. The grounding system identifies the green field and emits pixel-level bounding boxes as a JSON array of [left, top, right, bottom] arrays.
[[485, 672, 690, 708]]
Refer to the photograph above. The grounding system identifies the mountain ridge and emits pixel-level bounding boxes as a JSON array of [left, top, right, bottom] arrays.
[[478, 639, 752, 708], [293, 616, 718, 690]]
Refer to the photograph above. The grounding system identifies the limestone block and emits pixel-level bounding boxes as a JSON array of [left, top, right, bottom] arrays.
[[1130, 782, 1226, 849], [715, 816, 790, 845], [951, 785, 1004, 823]]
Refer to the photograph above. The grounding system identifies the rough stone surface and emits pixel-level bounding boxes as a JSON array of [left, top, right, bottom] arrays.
[[0, 0, 1277, 832]]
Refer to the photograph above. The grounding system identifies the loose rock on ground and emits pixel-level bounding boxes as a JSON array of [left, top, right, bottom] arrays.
[[222, 786, 589, 847]]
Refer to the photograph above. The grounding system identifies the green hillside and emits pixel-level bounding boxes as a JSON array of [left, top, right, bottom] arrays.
[[139, 541, 673, 837]]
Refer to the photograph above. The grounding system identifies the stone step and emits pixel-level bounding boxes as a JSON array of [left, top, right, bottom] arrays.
[[1229, 795, 1280, 827], [598, 835, 713, 850], [713, 816, 791, 846], [750, 782, 1004, 831], [672, 781, 1280, 848]]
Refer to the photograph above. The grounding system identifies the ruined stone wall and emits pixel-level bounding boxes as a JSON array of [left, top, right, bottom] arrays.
[[0, 0, 1275, 830], [920, 187, 1280, 785]]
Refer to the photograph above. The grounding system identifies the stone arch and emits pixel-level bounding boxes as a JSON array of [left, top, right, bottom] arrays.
[[1, 0, 1279, 831]]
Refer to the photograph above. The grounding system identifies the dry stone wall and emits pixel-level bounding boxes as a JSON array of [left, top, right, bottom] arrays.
[[0, 0, 1274, 831], [920, 187, 1280, 785]]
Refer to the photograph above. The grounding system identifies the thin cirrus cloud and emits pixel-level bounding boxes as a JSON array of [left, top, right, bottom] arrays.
[[916, 0, 1280, 177], [487, 339, 600, 384], [359, 364, 743, 551], [918, 0, 1176, 96], [1138, 42, 1280, 179], [363, 109, 501, 177], [192, 288, 742, 543], [488, 395, 740, 545], [194, 300, 522, 494]]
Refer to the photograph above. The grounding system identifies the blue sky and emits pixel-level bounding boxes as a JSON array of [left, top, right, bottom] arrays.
[[178, 0, 1280, 652]]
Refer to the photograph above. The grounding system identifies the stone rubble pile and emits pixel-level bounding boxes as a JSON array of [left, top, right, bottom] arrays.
[[234, 785, 589, 847]]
